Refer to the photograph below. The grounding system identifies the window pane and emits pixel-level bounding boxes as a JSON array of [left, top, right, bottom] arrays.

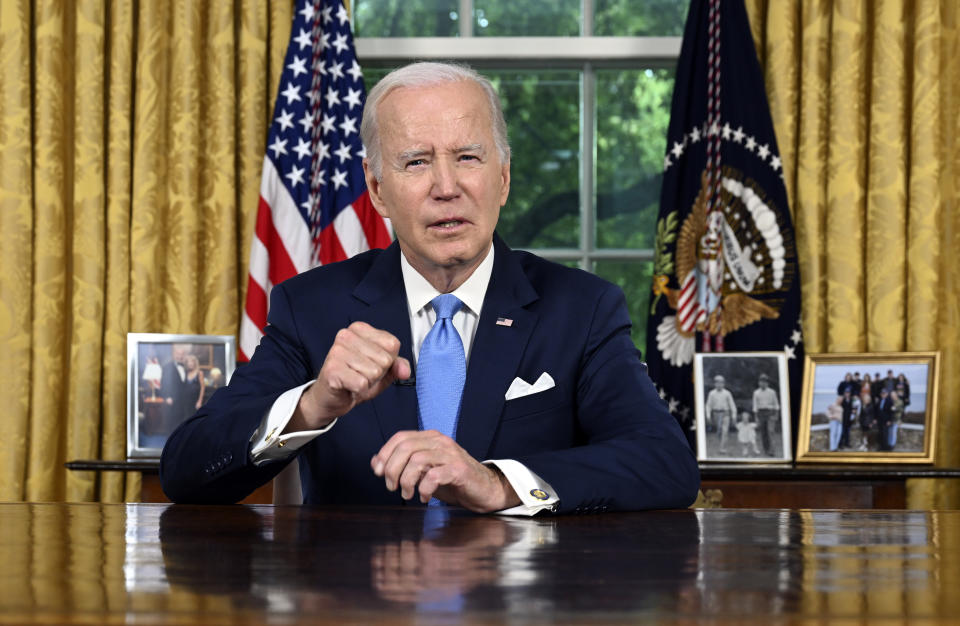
[[595, 68, 673, 249], [592, 260, 653, 351], [472, 1, 580, 36], [353, 0, 459, 37], [488, 69, 580, 248], [593, 0, 688, 36]]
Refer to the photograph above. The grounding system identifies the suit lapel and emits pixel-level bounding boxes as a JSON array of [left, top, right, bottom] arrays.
[[350, 243, 420, 440], [456, 236, 539, 461]]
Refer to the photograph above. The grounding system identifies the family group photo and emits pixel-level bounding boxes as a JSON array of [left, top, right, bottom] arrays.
[[694, 353, 792, 462], [802, 361, 931, 456]]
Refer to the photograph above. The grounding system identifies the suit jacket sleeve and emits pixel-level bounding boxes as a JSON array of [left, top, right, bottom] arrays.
[[159, 281, 317, 503], [513, 283, 700, 513]]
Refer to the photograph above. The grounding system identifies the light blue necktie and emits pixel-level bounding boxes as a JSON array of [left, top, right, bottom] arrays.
[[417, 294, 466, 441]]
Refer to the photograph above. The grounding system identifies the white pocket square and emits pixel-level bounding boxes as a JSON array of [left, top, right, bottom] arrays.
[[504, 372, 555, 401]]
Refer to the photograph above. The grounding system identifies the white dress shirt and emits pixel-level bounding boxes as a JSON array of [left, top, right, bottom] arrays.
[[248, 243, 558, 515]]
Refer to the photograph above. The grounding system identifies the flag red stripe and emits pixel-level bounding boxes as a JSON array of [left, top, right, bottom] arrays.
[[317, 224, 347, 266], [245, 275, 268, 330], [354, 191, 391, 249], [255, 196, 299, 286]]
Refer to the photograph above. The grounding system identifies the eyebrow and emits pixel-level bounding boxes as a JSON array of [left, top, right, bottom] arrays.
[[395, 144, 485, 162], [397, 149, 432, 162], [453, 144, 483, 154]]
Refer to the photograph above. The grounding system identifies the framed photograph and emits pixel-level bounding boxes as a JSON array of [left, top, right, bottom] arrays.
[[796, 352, 940, 464], [127, 333, 236, 458], [694, 352, 792, 463]]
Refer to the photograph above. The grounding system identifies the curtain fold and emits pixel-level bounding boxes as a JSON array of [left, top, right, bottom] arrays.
[[0, 0, 293, 502], [746, 0, 960, 506]]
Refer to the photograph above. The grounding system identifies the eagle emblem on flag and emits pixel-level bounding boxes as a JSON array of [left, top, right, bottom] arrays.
[[651, 167, 796, 368]]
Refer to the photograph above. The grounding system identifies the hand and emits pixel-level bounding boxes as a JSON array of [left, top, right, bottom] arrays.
[[370, 430, 521, 513], [289, 322, 411, 432]]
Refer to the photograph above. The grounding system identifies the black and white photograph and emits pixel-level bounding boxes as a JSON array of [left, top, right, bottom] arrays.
[[797, 352, 940, 464], [127, 333, 236, 458], [694, 352, 792, 463]]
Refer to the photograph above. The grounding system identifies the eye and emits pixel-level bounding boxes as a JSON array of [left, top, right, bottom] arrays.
[[458, 154, 480, 162], [405, 158, 426, 168]]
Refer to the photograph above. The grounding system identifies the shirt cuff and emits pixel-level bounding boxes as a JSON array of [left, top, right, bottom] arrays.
[[483, 459, 559, 516], [249, 381, 337, 466]]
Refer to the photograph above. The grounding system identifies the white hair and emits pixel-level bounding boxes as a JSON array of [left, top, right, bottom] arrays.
[[360, 62, 510, 180]]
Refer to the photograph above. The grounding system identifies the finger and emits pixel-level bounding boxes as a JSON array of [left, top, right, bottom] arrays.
[[381, 433, 449, 493], [359, 356, 412, 405], [396, 451, 434, 500], [346, 321, 403, 358], [392, 356, 411, 381], [372, 430, 439, 477], [417, 465, 453, 504], [328, 329, 398, 382], [383, 436, 429, 493]]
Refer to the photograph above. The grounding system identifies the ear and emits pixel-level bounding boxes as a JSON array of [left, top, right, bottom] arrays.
[[363, 159, 390, 219], [498, 158, 511, 207]]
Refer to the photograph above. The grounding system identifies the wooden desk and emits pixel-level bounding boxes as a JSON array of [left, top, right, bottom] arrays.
[[2, 503, 959, 624], [699, 465, 960, 508]]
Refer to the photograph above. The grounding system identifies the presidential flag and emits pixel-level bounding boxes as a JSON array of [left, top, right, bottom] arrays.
[[240, 0, 391, 361], [645, 0, 803, 445]]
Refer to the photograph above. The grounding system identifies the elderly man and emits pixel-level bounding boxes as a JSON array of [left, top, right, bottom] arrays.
[[160, 62, 699, 514]]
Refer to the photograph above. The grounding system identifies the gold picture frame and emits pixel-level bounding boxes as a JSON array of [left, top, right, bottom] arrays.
[[796, 352, 940, 464]]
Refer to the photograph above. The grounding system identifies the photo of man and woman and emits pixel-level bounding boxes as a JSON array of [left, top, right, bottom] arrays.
[[129, 335, 235, 457]]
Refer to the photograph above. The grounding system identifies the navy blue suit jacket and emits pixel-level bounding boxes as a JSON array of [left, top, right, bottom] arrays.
[[160, 236, 700, 512]]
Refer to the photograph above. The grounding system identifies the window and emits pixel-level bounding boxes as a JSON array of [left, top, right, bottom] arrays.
[[353, 0, 687, 348]]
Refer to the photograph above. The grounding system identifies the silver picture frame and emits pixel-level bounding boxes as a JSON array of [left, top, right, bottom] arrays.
[[694, 351, 792, 463], [127, 333, 235, 459]]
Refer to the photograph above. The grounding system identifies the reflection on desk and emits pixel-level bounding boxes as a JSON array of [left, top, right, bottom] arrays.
[[1, 503, 959, 623]]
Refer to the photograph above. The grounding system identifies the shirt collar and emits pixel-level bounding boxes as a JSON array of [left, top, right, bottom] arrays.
[[400, 243, 495, 317]]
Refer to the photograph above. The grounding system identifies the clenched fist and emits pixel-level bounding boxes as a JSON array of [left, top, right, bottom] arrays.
[[286, 321, 411, 432]]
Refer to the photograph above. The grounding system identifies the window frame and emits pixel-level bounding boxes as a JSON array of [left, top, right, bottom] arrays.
[[353, 7, 682, 272]]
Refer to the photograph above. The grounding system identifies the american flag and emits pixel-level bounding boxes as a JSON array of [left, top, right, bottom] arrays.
[[240, 0, 392, 361]]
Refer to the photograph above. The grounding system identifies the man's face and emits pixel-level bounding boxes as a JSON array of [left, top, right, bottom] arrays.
[[759, 379, 768, 389], [364, 81, 510, 282], [714, 378, 724, 390]]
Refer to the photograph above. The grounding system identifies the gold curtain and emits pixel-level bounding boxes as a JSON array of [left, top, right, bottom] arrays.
[[0, 0, 294, 502], [745, 0, 960, 506]]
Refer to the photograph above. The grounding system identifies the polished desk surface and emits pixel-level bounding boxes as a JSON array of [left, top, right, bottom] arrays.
[[2, 504, 960, 624]]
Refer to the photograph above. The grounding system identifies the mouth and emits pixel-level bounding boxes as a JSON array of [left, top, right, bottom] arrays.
[[429, 218, 467, 230]]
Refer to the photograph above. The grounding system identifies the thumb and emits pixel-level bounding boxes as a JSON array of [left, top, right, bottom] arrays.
[[392, 356, 411, 381], [365, 356, 411, 400]]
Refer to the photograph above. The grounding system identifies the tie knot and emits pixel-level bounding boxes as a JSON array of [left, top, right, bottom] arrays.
[[431, 294, 462, 320]]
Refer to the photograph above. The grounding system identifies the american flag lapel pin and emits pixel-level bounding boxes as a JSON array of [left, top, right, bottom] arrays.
[[496, 317, 513, 327]]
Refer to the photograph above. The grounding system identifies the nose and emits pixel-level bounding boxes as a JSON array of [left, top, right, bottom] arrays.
[[431, 158, 460, 201]]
